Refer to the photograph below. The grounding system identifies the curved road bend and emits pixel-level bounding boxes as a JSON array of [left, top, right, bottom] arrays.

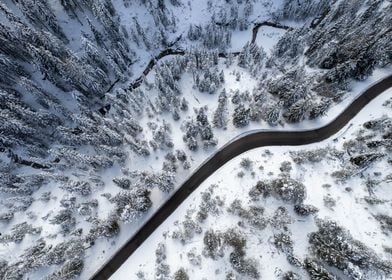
[[92, 75, 392, 280]]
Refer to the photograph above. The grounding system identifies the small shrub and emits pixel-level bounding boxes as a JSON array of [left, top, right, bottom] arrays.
[[0, 222, 41, 243], [374, 214, 392, 233], [187, 248, 202, 266], [112, 177, 131, 189], [270, 178, 306, 204], [172, 218, 202, 243], [86, 215, 120, 243], [304, 258, 337, 280], [44, 258, 84, 280], [229, 250, 260, 279], [110, 188, 152, 222], [203, 229, 222, 259], [323, 195, 336, 210], [280, 161, 292, 173], [270, 207, 292, 230], [173, 267, 189, 280], [240, 158, 253, 170], [294, 204, 319, 216], [273, 232, 293, 254], [49, 209, 76, 234], [282, 271, 301, 280]]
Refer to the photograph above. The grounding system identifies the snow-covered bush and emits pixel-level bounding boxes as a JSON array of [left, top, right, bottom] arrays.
[[304, 258, 337, 280], [155, 242, 171, 280], [223, 228, 260, 279], [0, 222, 41, 243], [294, 204, 319, 216], [282, 271, 301, 280], [240, 158, 253, 170], [203, 229, 223, 259], [323, 194, 336, 210], [290, 148, 332, 164], [110, 188, 152, 222], [197, 186, 224, 222], [270, 206, 292, 230], [229, 250, 260, 279], [187, 248, 202, 267], [112, 176, 131, 189], [140, 171, 175, 193], [61, 180, 92, 196], [49, 208, 76, 234], [374, 214, 392, 234], [44, 258, 84, 280], [172, 217, 202, 244], [249, 177, 306, 204], [45, 239, 85, 265], [86, 215, 120, 243], [273, 232, 293, 254], [279, 161, 292, 173], [227, 199, 266, 230], [173, 268, 189, 280], [232, 104, 250, 128]]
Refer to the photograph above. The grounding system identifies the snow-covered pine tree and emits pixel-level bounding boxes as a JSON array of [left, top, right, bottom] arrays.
[[232, 104, 250, 128], [213, 89, 229, 129]]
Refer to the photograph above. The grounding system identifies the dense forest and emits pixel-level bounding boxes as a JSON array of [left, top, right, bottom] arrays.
[[0, 0, 391, 279]]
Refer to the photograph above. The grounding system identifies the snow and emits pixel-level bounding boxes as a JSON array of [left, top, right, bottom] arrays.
[[229, 29, 251, 51], [1, 0, 391, 279], [111, 88, 392, 280], [75, 4, 291, 277], [85, 32, 391, 280], [255, 25, 286, 55]]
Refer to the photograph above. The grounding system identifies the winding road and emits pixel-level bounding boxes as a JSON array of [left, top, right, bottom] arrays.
[[126, 21, 289, 91], [91, 75, 392, 280], [100, 21, 288, 114]]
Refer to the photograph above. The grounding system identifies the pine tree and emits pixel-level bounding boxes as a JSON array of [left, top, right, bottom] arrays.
[[233, 104, 250, 128], [81, 34, 109, 74], [309, 99, 332, 120], [110, 188, 152, 223], [213, 89, 228, 129], [14, 0, 68, 42], [283, 99, 309, 123], [264, 103, 280, 126]]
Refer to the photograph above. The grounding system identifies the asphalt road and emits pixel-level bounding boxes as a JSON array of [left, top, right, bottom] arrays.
[[91, 75, 392, 280]]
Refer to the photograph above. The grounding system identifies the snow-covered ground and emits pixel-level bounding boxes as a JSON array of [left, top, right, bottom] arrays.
[[79, 7, 299, 279], [255, 25, 286, 55], [1, 1, 284, 278], [81, 30, 391, 280], [112, 88, 392, 280], [1, 1, 391, 279]]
